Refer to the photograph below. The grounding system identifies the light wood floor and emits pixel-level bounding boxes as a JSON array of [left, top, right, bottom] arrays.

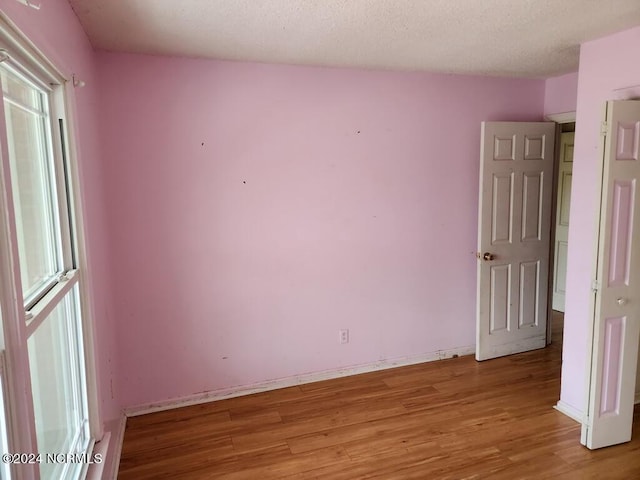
[[119, 316, 640, 479]]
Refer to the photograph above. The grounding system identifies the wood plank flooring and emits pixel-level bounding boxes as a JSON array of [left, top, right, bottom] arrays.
[[119, 317, 640, 479]]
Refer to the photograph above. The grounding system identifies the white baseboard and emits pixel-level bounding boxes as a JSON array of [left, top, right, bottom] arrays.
[[87, 415, 126, 480], [109, 415, 126, 480], [554, 394, 640, 424], [84, 437, 106, 480], [125, 345, 475, 417], [554, 400, 583, 423]]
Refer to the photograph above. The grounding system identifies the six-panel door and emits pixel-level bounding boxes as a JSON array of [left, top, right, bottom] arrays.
[[477, 122, 555, 361]]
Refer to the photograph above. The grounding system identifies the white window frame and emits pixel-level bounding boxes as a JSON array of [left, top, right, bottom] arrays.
[[0, 13, 101, 480]]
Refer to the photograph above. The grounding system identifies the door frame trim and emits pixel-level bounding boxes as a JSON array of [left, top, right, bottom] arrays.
[[546, 112, 577, 123]]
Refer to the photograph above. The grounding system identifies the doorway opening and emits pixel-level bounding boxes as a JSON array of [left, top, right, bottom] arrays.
[[547, 114, 576, 347]]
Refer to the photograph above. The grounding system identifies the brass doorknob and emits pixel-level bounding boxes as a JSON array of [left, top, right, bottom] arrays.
[[483, 252, 495, 261]]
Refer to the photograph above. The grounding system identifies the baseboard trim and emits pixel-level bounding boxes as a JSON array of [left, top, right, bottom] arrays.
[[93, 415, 126, 480], [110, 414, 126, 479], [554, 401, 583, 424], [554, 394, 640, 423], [125, 345, 476, 417]]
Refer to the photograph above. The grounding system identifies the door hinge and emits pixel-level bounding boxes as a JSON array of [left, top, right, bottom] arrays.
[[591, 280, 600, 292], [600, 121, 609, 136]]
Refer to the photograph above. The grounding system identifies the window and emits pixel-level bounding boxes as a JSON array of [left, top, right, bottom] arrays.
[[0, 21, 97, 480]]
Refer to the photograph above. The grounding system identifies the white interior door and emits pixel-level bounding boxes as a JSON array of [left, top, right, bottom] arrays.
[[583, 100, 640, 449], [552, 132, 574, 312], [476, 122, 556, 361]]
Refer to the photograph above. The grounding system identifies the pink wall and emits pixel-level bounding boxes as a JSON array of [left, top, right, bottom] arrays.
[[561, 26, 640, 412], [544, 72, 579, 116], [96, 52, 545, 408], [0, 1, 119, 421], [7, 0, 630, 424]]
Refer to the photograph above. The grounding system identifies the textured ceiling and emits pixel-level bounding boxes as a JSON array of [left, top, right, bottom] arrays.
[[67, 0, 640, 78]]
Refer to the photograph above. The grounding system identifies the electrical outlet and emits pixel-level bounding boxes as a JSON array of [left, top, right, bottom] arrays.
[[339, 329, 349, 344]]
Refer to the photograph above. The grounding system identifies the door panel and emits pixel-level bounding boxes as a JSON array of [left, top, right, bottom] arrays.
[[519, 260, 539, 327], [522, 172, 543, 241], [552, 132, 574, 312], [492, 173, 514, 243], [583, 100, 640, 449], [490, 264, 510, 333], [477, 122, 555, 361]]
